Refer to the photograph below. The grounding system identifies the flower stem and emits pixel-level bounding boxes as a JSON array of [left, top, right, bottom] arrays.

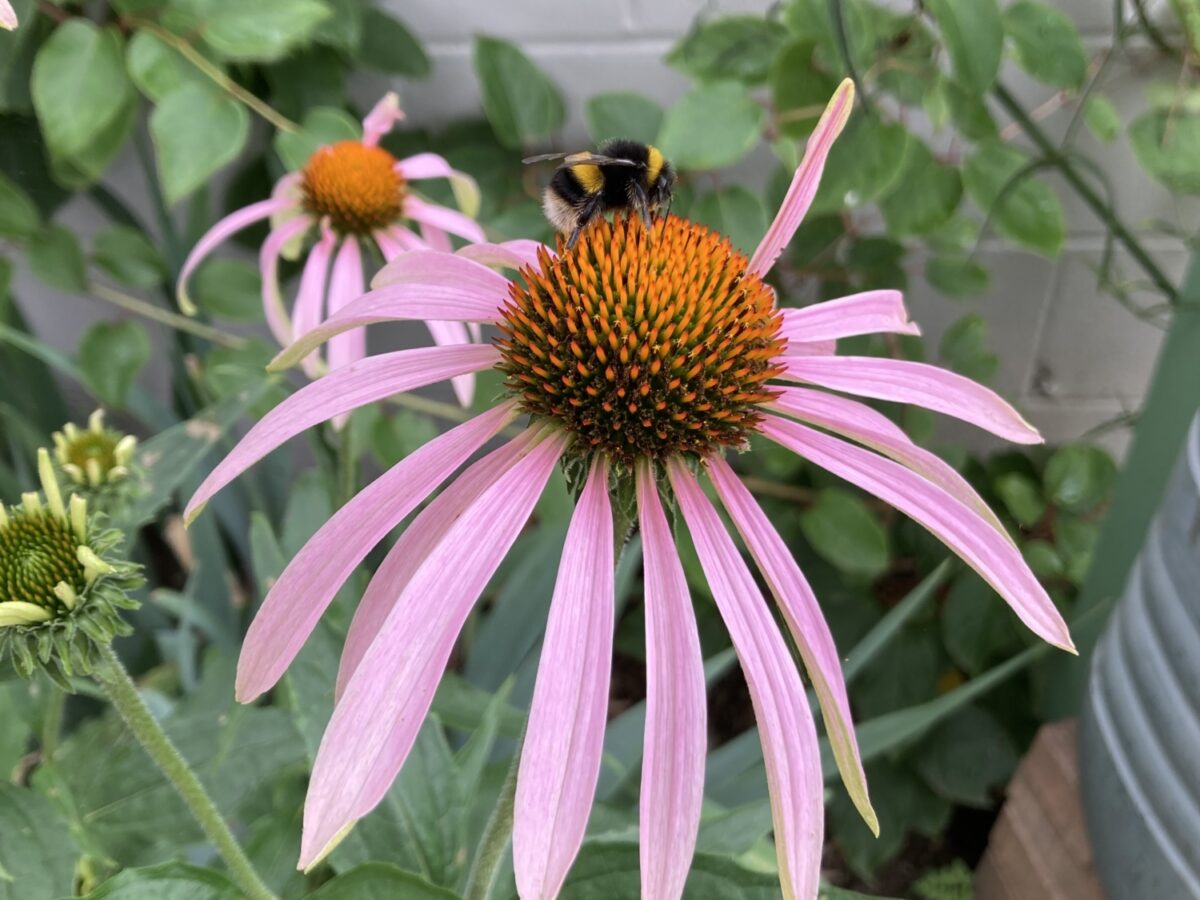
[[337, 423, 358, 507], [93, 645, 278, 900], [463, 728, 524, 900], [90, 282, 247, 349], [992, 82, 1179, 304], [132, 21, 300, 135]]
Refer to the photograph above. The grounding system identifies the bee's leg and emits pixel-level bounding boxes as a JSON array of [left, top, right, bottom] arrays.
[[629, 180, 653, 232], [566, 195, 605, 249]]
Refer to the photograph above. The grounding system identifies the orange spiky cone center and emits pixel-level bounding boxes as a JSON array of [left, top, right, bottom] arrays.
[[497, 214, 786, 466], [301, 141, 405, 235]]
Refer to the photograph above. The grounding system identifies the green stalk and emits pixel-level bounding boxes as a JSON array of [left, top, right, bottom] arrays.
[[93, 645, 278, 900], [992, 83, 1179, 304], [463, 729, 524, 900], [1039, 249, 1200, 717], [336, 424, 358, 508]]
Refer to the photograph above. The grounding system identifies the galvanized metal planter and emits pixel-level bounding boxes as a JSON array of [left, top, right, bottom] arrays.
[[1080, 413, 1200, 900]]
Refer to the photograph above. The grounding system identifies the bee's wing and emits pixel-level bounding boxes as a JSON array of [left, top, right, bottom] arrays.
[[522, 151, 640, 168]]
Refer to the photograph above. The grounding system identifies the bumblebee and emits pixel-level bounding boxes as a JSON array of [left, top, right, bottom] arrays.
[[524, 139, 676, 249]]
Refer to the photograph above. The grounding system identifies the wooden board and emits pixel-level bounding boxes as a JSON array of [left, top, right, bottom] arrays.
[[974, 719, 1108, 900]]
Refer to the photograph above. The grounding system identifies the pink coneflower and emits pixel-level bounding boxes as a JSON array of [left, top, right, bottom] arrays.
[[176, 93, 486, 405], [186, 79, 1074, 899]]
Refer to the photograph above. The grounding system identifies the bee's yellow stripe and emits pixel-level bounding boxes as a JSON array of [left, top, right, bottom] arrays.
[[570, 163, 604, 194], [646, 146, 664, 183]]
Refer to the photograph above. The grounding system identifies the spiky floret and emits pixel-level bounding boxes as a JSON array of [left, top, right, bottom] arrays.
[[496, 214, 786, 466], [301, 140, 405, 235], [53, 409, 137, 487], [0, 450, 140, 688]]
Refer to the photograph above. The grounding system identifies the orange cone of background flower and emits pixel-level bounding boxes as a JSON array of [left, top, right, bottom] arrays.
[[187, 79, 1074, 900]]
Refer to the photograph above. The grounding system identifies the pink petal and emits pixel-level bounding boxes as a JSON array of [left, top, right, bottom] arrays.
[[514, 458, 615, 900], [177, 197, 295, 314], [404, 195, 486, 243], [374, 226, 426, 258], [761, 415, 1075, 652], [418, 221, 454, 253], [779, 290, 919, 344], [668, 460, 824, 899], [300, 429, 568, 869], [706, 456, 876, 836], [272, 265, 506, 372], [325, 238, 366, 428], [769, 386, 1011, 540], [236, 402, 517, 702], [396, 152, 458, 181], [457, 240, 547, 272], [749, 78, 855, 278], [184, 344, 500, 523], [362, 92, 404, 147], [636, 461, 706, 900], [783, 339, 836, 357], [425, 320, 476, 407], [260, 216, 312, 347], [1, 1, 17, 29], [335, 429, 539, 699], [779, 355, 1042, 444], [373, 247, 510, 292], [293, 228, 337, 378]]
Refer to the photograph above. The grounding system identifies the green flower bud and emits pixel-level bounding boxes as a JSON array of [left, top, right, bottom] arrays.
[[0, 449, 141, 688]]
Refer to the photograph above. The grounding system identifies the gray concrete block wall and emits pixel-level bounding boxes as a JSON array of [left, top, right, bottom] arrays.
[[10, 1, 1186, 461]]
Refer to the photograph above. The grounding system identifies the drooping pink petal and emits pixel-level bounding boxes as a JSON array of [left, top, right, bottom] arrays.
[[270, 173, 307, 260], [325, 237, 366, 428], [761, 415, 1075, 652], [177, 197, 296, 314], [706, 456, 876, 836], [374, 226, 427, 258], [457, 240, 547, 272], [768, 386, 1010, 540], [668, 460, 824, 900], [300, 429, 568, 869], [335, 429, 538, 699], [749, 78, 855, 278], [0, 1, 17, 29], [425, 319, 476, 407], [372, 247, 510, 293], [404, 195, 486, 243], [636, 461, 706, 900], [514, 458, 615, 900], [293, 228, 337, 378], [779, 355, 1042, 444], [396, 152, 459, 181], [361, 92, 404, 147], [779, 290, 919, 344], [272, 275, 506, 372], [418, 221, 454, 253], [185, 344, 500, 523], [236, 402, 517, 702], [259, 216, 312, 347]]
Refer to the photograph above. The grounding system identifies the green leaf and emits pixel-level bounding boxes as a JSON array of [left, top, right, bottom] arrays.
[[1003, 0, 1087, 89], [657, 81, 763, 170], [27, 225, 86, 292], [1056, 514, 1099, 585], [473, 36, 565, 149], [689, 185, 768, 256], [274, 106, 360, 171], [1083, 96, 1121, 143], [915, 704, 1018, 806], [0, 685, 32, 777], [50, 94, 136, 189], [313, 0, 361, 54], [879, 141, 961, 236], [31, 21, 133, 160], [940, 571, 1024, 674], [75, 861, 240, 899], [584, 92, 663, 145], [770, 40, 838, 140], [1043, 444, 1116, 512], [799, 488, 890, 579], [939, 313, 998, 382], [0, 783, 78, 900], [0, 171, 39, 238], [666, 15, 787, 85], [1129, 108, 1200, 193], [190, 257, 262, 321], [126, 29, 208, 102], [852, 627, 942, 719], [810, 115, 912, 214], [77, 320, 151, 408], [925, 256, 989, 297], [924, 0, 1003, 95], [940, 78, 998, 141], [358, 8, 430, 77], [92, 226, 167, 289], [309, 863, 460, 899], [189, 0, 332, 63], [150, 83, 249, 205], [993, 472, 1046, 528], [963, 141, 1064, 254], [1022, 538, 1064, 579]]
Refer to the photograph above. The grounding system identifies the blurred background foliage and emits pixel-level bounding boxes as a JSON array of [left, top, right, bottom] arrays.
[[0, 0, 1196, 896]]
